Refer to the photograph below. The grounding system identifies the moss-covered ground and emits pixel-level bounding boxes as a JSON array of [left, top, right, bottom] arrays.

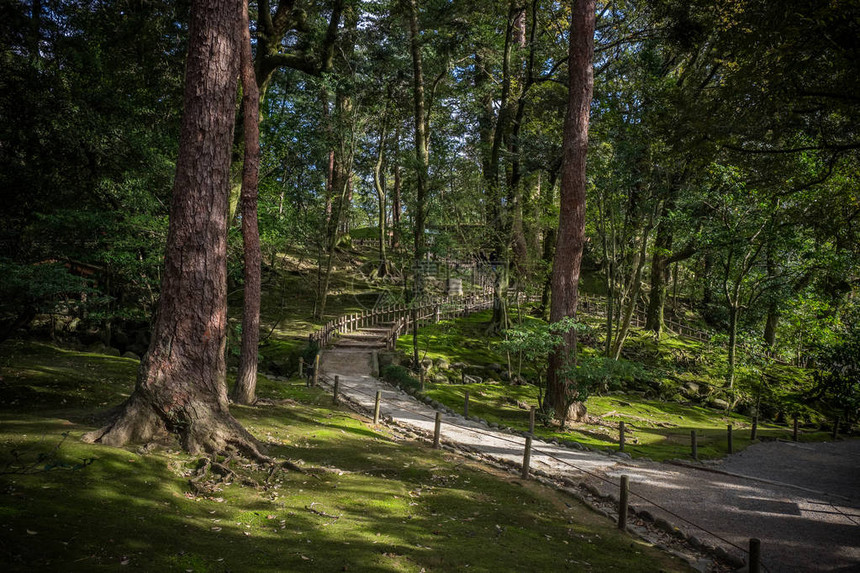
[[397, 311, 832, 461], [0, 340, 691, 572]]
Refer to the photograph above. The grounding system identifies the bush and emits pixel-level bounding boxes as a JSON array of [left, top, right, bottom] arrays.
[[381, 364, 421, 392]]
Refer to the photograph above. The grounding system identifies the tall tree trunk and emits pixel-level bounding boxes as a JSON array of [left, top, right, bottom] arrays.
[[407, 0, 428, 262], [538, 165, 560, 319], [233, 0, 261, 406], [645, 207, 672, 335], [763, 305, 779, 348], [727, 302, 739, 390], [373, 115, 389, 276], [322, 89, 335, 225], [392, 125, 402, 249], [406, 0, 429, 370], [485, 4, 520, 333], [545, 0, 595, 423], [316, 6, 357, 320], [611, 226, 650, 359], [83, 0, 262, 456]]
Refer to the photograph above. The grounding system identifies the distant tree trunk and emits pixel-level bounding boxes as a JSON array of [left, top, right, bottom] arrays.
[[645, 212, 672, 335], [727, 301, 740, 388], [83, 0, 262, 456], [611, 225, 650, 359], [315, 5, 357, 320], [763, 305, 779, 348], [701, 253, 714, 307], [762, 247, 779, 348], [406, 0, 429, 370], [538, 166, 560, 319], [322, 90, 335, 225], [407, 0, 428, 262], [392, 126, 402, 249], [233, 0, 261, 406], [545, 0, 595, 423], [373, 112, 389, 276]]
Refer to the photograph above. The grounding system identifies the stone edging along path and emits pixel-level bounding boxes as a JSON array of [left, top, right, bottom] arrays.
[[316, 348, 860, 573]]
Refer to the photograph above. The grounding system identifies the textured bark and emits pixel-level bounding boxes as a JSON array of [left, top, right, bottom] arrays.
[[645, 216, 672, 334], [83, 0, 262, 456], [764, 304, 779, 348], [233, 0, 262, 406], [545, 0, 595, 421], [407, 0, 429, 262], [391, 126, 402, 249], [611, 226, 650, 359], [315, 5, 357, 320], [373, 113, 389, 276]]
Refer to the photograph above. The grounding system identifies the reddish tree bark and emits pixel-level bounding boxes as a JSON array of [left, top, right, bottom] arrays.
[[545, 0, 595, 422], [84, 0, 262, 456], [233, 0, 262, 405]]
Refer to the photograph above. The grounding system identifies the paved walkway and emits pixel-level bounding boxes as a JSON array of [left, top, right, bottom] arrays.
[[321, 348, 860, 573]]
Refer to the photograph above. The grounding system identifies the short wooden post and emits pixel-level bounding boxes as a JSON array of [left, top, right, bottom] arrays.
[[749, 538, 761, 573], [832, 416, 840, 440], [751, 415, 758, 440], [619, 421, 626, 452], [313, 354, 320, 387], [618, 475, 629, 530], [298, 357, 304, 378], [433, 412, 442, 449], [464, 390, 470, 417], [529, 406, 536, 435], [333, 375, 340, 405], [373, 391, 381, 425], [691, 430, 698, 460], [461, 371, 466, 384], [792, 415, 799, 442], [727, 424, 734, 454], [521, 436, 532, 479]]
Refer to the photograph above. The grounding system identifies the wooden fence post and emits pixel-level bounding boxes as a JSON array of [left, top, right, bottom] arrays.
[[521, 436, 532, 479], [529, 406, 536, 435], [691, 430, 698, 460], [313, 354, 320, 387], [727, 424, 734, 454], [749, 538, 761, 573], [433, 412, 441, 449], [618, 475, 629, 530], [751, 415, 758, 440], [373, 391, 381, 425], [333, 375, 340, 405]]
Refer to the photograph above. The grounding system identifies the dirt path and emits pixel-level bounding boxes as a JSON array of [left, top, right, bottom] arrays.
[[321, 348, 860, 573]]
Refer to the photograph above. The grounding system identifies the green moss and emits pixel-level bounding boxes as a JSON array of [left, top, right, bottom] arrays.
[[0, 340, 690, 572]]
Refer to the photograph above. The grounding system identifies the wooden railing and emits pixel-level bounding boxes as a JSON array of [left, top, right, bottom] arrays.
[[311, 292, 495, 349], [311, 289, 718, 352]]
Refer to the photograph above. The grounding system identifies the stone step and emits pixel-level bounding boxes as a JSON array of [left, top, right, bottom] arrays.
[[333, 339, 387, 349], [336, 333, 385, 342]]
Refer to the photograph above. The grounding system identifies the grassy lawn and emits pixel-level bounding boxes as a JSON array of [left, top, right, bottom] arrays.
[[0, 340, 691, 572]]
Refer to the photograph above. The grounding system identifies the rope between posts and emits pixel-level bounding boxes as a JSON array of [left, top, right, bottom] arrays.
[[314, 372, 767, 570]]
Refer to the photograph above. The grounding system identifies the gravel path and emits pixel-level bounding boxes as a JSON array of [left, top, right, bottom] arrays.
[[321, 348, 860, 573]]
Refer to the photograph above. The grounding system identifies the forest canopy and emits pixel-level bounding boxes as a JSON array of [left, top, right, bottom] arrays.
[[1, 0, 858, 431]]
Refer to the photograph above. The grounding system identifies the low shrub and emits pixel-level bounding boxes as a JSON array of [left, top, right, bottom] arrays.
[[381, 364, 421, 392]]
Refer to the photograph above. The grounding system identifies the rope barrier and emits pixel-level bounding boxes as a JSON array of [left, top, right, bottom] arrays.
[[311, 371, 772, 571]]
